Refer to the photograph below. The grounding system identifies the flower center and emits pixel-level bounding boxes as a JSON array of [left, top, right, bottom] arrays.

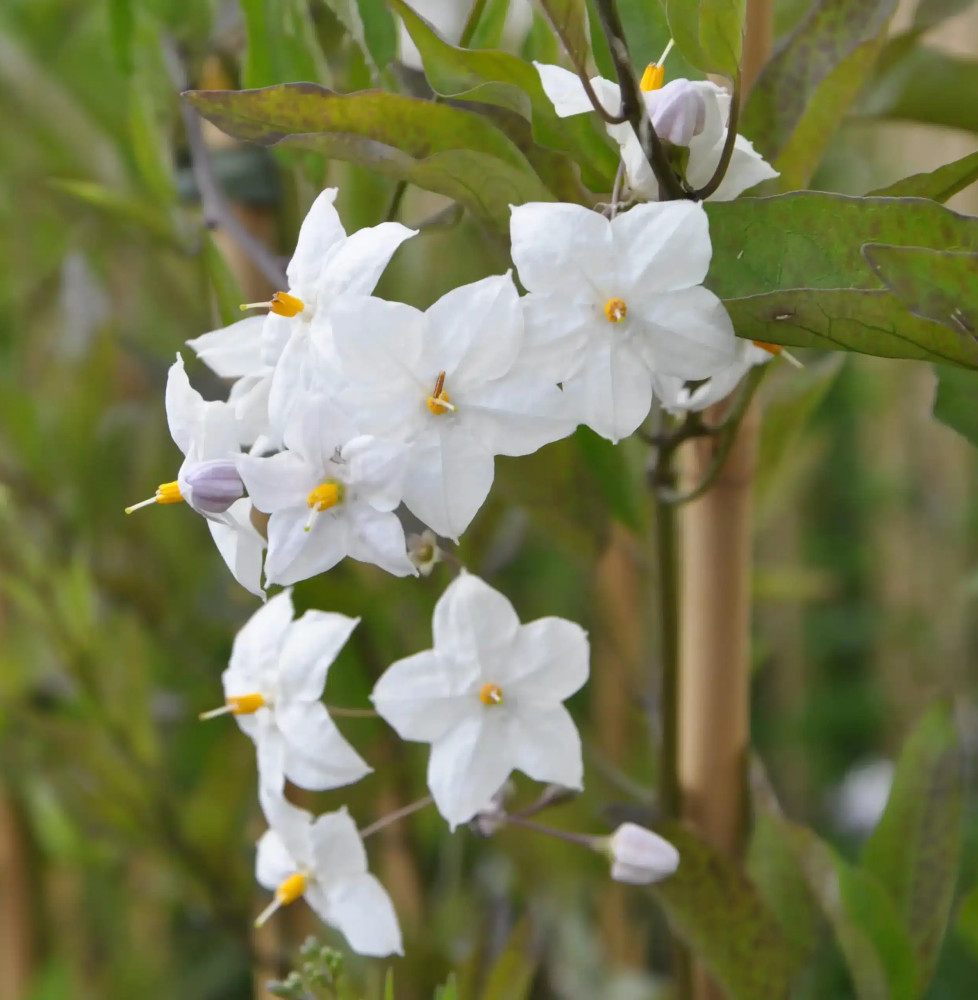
[[255, 870, 309, 928], [124, 480, 184, 515], [198, 692, 268, 720], [604, 298, 628, 323], [426, 371, 455, 415], [307, 481, 343, 512], [640, 63, 665, 92], [479, 683, 503, 706], [239, 291, 305, 318], [753, 340, 781, 356]]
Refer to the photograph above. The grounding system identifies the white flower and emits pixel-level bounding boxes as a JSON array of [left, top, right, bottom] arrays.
[[255, 793, 402, 957], [371, 573, 589, 829], [407, 529, 442, 576], [654, 338, 774, 413], [534, 63, 777, 202], [201, 590, 370, 793], [606, 823, 680, 885], [332, 273, 575, 539], [125, 354, 265, 597], [187, 189, 415, 445], [236, 392, 416, 585], [510, 200, 736, 442]]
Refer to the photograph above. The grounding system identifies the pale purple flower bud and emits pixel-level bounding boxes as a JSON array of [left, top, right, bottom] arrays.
[[182, 458, 245, 514], [650, 80, 707, 147], [607, 823, 680, 885]]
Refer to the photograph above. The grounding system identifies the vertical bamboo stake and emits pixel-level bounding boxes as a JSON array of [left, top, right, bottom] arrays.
[[0, 787, 32, 1000], [677, 4, 772, 998]]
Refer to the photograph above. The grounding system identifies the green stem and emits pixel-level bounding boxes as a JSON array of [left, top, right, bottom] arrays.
[[655, 466, 681, 820], [459, 0, 489, 48]]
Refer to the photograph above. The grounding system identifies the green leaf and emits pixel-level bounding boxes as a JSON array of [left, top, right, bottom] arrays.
[[862, 700, 964, 993], [324, 0, 380, 75], [863, 244, 978, 338], [106, 0, 134, 76], [868, 149, 978, 203], [240, 0, 282, 88], [48, 179, 178, 245], [535, 0, 592, 78], [650, 821, 799, 1000], [742, 0, 898, 162], [573, 426, 646, 532], [913, 0, 978, 29], [666, 0, 745, 78], [933, 364, 978, 445], [388, 0, 618, 187], [859, 45, 978, 134], [358, 0, 398, 70], [757, 353, 846, 502], [185, 85, 554, 234], [478, 918, 537, 1000], [788, 824, 918, 1000], [706, 193, 978, 300], [956, 887, 978, 960], [773, 37, 885, 191], [616, 0, 701, 79], [203, 237, 246, 328], [724, 288, 978, 368]]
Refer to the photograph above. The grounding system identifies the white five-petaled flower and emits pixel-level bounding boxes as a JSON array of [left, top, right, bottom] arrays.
[[510, 201, 736, 442], [332, 273, 575, 540], [371, 573, 589, 829], [201, 589, 370, 794], [236, 392, 416, 585], [125, 354, 265, 597], [187, 188, 415, 447], [255, 793, 402, 957], [606, 823, 680, 885], [535, 63, 777, 202]]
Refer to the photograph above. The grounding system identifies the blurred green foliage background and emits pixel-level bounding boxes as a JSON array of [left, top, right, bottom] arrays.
[[1, 1, 978, 998]]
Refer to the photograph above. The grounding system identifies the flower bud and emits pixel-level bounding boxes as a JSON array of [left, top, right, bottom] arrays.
[[181, 458, 245, 514], [606, 823, 680, 885], [649, 80, 707, 148], [407, 529, 442, 577]]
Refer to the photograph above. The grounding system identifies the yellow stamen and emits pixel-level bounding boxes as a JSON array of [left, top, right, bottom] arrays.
[[426, 371, 455, 415], [198, 693, 267, 721], [307, 482, 342, 512], [254, 872, 308, 928], [479, 683, 503, 706], [753, 341, 804, 369], [239, 291, 306, 318], [124, 481, 183, 514], [604, 298, 628, 323], [640, 63, 665, 92]]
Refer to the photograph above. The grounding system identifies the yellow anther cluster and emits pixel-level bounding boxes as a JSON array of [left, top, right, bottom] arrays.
[[479, 683, 503, 706], [227, 693, 266, 715], [307, 482, 342, 511], [753, 341, 782, 356], [155, 481, 184, 505], [604, 298, 628, 323], [275, 872, 307, 905], [427, 390, 452, 415], [270, 291, 305, 317], [640, 63, 665, 92]]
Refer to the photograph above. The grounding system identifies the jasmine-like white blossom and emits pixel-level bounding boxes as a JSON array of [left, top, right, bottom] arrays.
[[125, 354, 265, 597], [332, 273, 574, 539], [510, 200, 736, 442], [255, 793, 402, 957], [200, 590, 369, 793], [371, 573, 589, 829], [237, 392, 416, 584], [534, 60, 777, 201], [187, 188, 415, 446], [604, 823, 680, 885]]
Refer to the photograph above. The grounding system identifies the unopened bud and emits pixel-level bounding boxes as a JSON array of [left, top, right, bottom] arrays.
[[604, 823, 680, 885], [650, 80, 707, 148], [407, 529, 442, 577], [182, 459, 245, 514]]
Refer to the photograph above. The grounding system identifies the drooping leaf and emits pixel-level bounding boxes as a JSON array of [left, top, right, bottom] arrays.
[[616, 0, 701, 79], [535, 0, 592, 78], [107, 0, 134, 76], [387, 0, 618, 187], [323, 0, 380, 75], [185, 85, 554, 234], [358, 0, 399, 69], [933, 364, 978, 446], [650, 821, 799, 1000], [863, 245, 978, 337], [788, 823, 918, 1000], [706, 192, 978, 299], [478, 917, 537, 1000], [868, 149, 978, 203], [859, 45, 978, 134], [665, 0, 746, 78], [862, 700, 963, 992], [724, 288, 978, 368], [742, 0, 898, 161]]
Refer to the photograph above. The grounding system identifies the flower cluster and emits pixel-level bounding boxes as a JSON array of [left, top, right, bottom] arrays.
[[129, 54, 785, 957]]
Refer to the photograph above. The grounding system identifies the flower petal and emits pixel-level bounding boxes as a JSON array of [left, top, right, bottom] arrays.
[[264, 508, 349, 586], [510, 703, 583, 789], [208, 499, 267, 599], [187, 315, 268, 379], [534, 63, 619, 118], [432, 573, 521, 672], [344, 504, 417, 577], [237, 451, 316, 515], [259, 789, 315, 870], [287, 188, 345, 294], [164, 353, 203, 455], [225, 589, 294, 695], [255, 829, 297, 890], [317, 221, 415, 301], [278, 610, 359, 701], [344, 435, 410, 512], [503, 617, 589, 702], [516, 292, 591, 382], [277, 702, 372, 791], [325, 874, 404, 957], [371, 649, 479, 743], [331, 296, 425, 389], [308, 807, 368, 883], [427, 712, 513, 829]]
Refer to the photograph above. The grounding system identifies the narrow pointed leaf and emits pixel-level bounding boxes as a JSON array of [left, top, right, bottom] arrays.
[[862, 700, 964, 992], [868, 149, 978, 202], [535, 0, 592, 78], [724, 288, 978, 368], [706, 193, 978, 299], [934, 364, 978, 446], [650, 821, 799, 1000], [742, 0, 898, 161], [665, 0, 745, 78]]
